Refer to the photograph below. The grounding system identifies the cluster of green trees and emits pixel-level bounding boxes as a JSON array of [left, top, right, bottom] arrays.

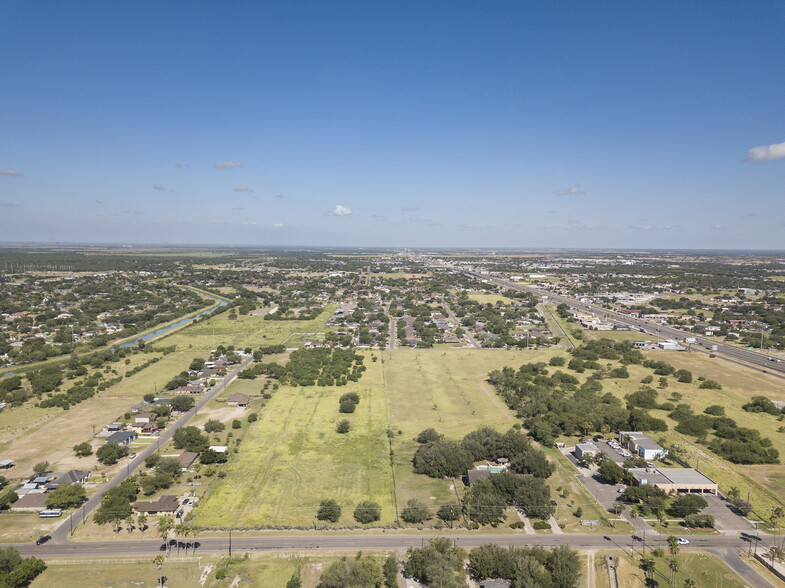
[[45, 483, 87, 509], [96, 441, 129, 465], [138, 455, 183, 495], [668, 403, 779, 464], [338, 392, 360, 413], [0, 547, 47, 587], [466, 472, 554, 525], [469, 544, 581, 588], [316, 552, 398, 588], [413, 427, 553, 480], [94, 478, 139, 525], [742, 395, 781, 415], [254, 348, 365, 387]]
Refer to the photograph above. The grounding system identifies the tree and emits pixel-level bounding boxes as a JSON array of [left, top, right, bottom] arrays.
[[668, 557, 680, 586], [0, 547, 46, 587], [383, 554, 398, 588], [404, 538, 467, 588], [247, 412, 258, 423], [231, 419, 241, 429], [94, 480, 138, 525], [317, 499, 342, 523], [158, 515, 175, 549], [285, 573, 302, 588], [401, 499, 430, 524], [32, 461, 50, 475], [73, 441, 93, 457], [96, 442, 128, 465], [416, 428, 441, 444], [339, 399, 357, 413], [172, 426, 208, 452], [336, 420, 350, 434], [548, 545, 582, 588], [45, 484, 86, 509], [598, 460, 624, 484], [203, 419, 225, 433], [437, 504, 461, 524], [170, 395, 195, 412], [353, 500, 381, 524], [318, 554, 383, 588], [669, 494, 707, 517], [138, 513, 148, 532]]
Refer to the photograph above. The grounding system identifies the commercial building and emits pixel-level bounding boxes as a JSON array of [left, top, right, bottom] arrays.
[[629, 468, 718, 495], [619, 432, 668, 460]]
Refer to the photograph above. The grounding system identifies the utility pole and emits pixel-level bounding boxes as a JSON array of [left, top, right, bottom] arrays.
[[228, 529, 232, 556]]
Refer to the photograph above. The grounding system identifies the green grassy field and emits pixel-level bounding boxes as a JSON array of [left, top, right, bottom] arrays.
[[29, 555, 301, 588], [612, 550, 747, 587], [194, 354, 394, 527], [154, 305, 337, 353], [466, 292, 516, 305]]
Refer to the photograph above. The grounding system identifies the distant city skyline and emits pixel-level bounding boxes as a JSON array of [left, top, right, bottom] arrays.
[[1, 2, 783, 249]]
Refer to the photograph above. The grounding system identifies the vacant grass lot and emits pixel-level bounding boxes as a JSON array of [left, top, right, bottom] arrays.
[[612, 549, 746, 588], [156, 306, 337, 354], [195, 353, 394, 527], [29, 555, 300, 588]]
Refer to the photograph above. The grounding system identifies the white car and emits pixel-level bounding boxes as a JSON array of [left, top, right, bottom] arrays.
[[677, 538, 689, 545]]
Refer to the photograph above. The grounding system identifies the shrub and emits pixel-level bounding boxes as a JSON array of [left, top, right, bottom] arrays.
[[549, 356, 566, 366], [317, 499, 341, 523], [231, 419, 242, 429], [684, 513, 715, 528], [401, 499, 431, 524], [338, 399, 356, 413], [416, 428, 440, 444], [533, 520, 551, 530], [336, 420, 350, 434], [204, 419, 225, 433], [247, 412, 258, 423], [73, 441, 93, 457], [353, 500, 381, 524], [704, 405, 725, 416], [699, 379, 722, 390]]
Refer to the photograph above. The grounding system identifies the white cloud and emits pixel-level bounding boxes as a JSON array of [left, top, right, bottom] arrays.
[[745, 141, 785, 161], [241, 221, 257, 226], [273, 222, 284, 228], [554, 186, 585, 196], [711, 224, 725, 230], [0, 170, 22, 177], [213, 161, 245, 169], [325, 205, 352, 217], [232, 186, 253, 193]]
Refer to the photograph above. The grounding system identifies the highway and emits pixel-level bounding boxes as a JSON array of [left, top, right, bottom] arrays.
[[51, 356, 253, 542], [469, 271, 785, 378]]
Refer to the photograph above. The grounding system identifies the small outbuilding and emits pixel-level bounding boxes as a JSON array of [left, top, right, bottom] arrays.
[[227, 393, 250, 407]]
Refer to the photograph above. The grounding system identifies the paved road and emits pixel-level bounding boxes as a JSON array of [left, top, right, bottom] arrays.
[[15, 531, 770, 558], [52, 356, 253, 542], [468, 272, 785, 379], [442, 303, 480, 349], [539, 304, 575, 349]]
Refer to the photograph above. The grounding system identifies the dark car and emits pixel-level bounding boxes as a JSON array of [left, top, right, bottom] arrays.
[[35, 535, 51, 545]]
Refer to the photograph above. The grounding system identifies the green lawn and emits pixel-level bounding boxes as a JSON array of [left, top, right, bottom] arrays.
[[194, 353, 395, 527], [612, 550, 747, 587], [154, 305, 337, 354]]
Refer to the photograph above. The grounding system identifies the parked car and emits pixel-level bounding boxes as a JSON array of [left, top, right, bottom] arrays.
[[35, 535, 51, 545]]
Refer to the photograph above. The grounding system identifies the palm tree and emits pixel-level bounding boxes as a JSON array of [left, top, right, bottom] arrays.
[[153, 554, 164, 588], [667, 535, 679, 558], [727, 486, 741, 500], [138, 513, 148, 533], [157, 515, 174, 554], [683, 579, 697, 588], [641, 558, 656, 580], [668, 557, 680, 586]]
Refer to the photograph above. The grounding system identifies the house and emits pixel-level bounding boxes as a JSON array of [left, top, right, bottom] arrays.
[[466, 469, 492, 486], [45, 470, 90, 490], [106, 431, 138, 446], [10, 493, 48, 512], [172, 385, 202, 395], [0, 459, 13, 469], [574, 442, 600, 460], [132, 495, 179, 514], [178, 451, 199, 470], [227, 393, 249, 407], [132, 412, 158, 428]]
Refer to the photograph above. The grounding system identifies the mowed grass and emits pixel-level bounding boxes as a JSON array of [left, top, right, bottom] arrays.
[[155, 305, 337, 354], [612, 550, 746, 588], [195, 353, 394, 527], [384, 349, 548, 513], [30, 555, 300, 588]]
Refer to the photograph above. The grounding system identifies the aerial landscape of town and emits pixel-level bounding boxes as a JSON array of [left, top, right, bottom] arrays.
[[2, 1, 784, 587]]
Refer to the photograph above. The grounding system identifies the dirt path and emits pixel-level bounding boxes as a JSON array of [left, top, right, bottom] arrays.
[[478, 381, 509, 413]]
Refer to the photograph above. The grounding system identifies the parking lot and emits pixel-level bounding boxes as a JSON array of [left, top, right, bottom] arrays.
[[600, 439, 633, 464]]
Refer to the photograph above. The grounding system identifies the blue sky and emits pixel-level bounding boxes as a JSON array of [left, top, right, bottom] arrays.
[[1, 1, 783, 249]]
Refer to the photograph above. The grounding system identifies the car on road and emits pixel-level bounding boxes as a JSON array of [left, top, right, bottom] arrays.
[[677, 537, 689, 545], [129, 453, 137, 459], [617, 488, 625, 493], [35, 535, 51, 545]]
